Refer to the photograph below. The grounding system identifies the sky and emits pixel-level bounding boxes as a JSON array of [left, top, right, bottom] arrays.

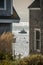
[[13, 0, 34, 24], [12, 0, 34, 57]]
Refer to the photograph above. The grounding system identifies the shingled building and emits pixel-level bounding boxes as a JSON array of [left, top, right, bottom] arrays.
[[28, 0, 43, 54], [0, 0, 20, 54]]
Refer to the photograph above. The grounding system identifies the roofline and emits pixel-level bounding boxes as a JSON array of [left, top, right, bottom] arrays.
[[28, 0, 40, 8], [28, 0, 35, 8], [13, 7, 20, 20]]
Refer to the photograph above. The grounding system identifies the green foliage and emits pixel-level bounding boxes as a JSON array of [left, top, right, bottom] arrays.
[[1, 54, 43, 65], [0, 60, 11, 65], [0, 54, 43, 65], [17, 54, 43, 65], [4, 53, 13, 60], [0, 51, 6, 60], [11, 60, 19, 65], [0, 51, 13, 61]]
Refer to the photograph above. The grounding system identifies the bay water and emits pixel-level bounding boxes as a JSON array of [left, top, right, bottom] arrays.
[[12, 25, 29, 58]]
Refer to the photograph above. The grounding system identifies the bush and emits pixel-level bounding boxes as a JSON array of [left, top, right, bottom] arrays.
[[12, 60, 19, 65], [0, 52, 6, 60], [18, 54, 43, 65], [0, 54, 43, 65], [0, 51, 13, 61], [0, 32, 14, 61], [5, 53, 13, 60], [0, 60, 11, 65]]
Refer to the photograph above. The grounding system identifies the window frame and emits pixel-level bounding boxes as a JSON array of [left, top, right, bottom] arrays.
[[0, 0, 6, 10], [34, 28, 41, 52]]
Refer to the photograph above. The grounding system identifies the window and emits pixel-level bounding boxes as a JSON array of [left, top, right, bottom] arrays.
[[0, 0, 4, 8], [0, 0, 6, 10], [34, 29, 41, 51]]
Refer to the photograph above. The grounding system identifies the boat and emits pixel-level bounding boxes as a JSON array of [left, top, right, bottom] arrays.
[[19, 29, 27, 34], [26, 41, 29, 43]]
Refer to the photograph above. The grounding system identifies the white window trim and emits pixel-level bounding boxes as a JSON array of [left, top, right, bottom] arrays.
[[29, 8, 40, 10], [0, 0, 6, 10], [11, 0, 13, 14], [34, 28, 41, 52]]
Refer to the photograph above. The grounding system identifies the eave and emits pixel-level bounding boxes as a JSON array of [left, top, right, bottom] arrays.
[[0, 19, 20, 23]]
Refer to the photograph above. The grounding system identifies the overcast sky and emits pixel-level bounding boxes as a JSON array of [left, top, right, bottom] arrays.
[[13, 0, 34, 22]]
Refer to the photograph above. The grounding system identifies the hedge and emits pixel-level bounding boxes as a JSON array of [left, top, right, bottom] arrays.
[[17, 54, 43, 65], [0, 54, 43, 65]]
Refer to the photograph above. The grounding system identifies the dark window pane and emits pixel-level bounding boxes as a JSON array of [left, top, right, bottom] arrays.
[[36, 41, 40, 49], [36, 31, 40, 39], [0, 0, 4, 8]]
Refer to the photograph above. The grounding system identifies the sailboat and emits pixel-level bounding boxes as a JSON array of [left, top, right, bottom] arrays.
[[19, 29, 27, 34]]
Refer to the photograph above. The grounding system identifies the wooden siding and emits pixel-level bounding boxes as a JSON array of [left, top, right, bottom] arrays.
[[0, 0, 12, 16], [29, 9, 43, 54], [0, 23, 12, 34]]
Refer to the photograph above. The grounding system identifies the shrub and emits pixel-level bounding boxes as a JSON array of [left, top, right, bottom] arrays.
[[5, 53, 13, 60], [18, 54, 43, 65], [0, 52, 6, 60], [0, 60, 11, 65], [0, 32, 14, 60], [12, 60, 19, 65], [0, 54, 43, 65], [0, 51, 13, 61]]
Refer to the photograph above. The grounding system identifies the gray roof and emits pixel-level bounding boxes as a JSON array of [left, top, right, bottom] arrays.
[[0, 7, 20, 20], [28, 0, 40, 8]]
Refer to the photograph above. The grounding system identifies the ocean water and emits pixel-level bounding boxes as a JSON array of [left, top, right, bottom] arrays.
[[12, 25, 29, 58]]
